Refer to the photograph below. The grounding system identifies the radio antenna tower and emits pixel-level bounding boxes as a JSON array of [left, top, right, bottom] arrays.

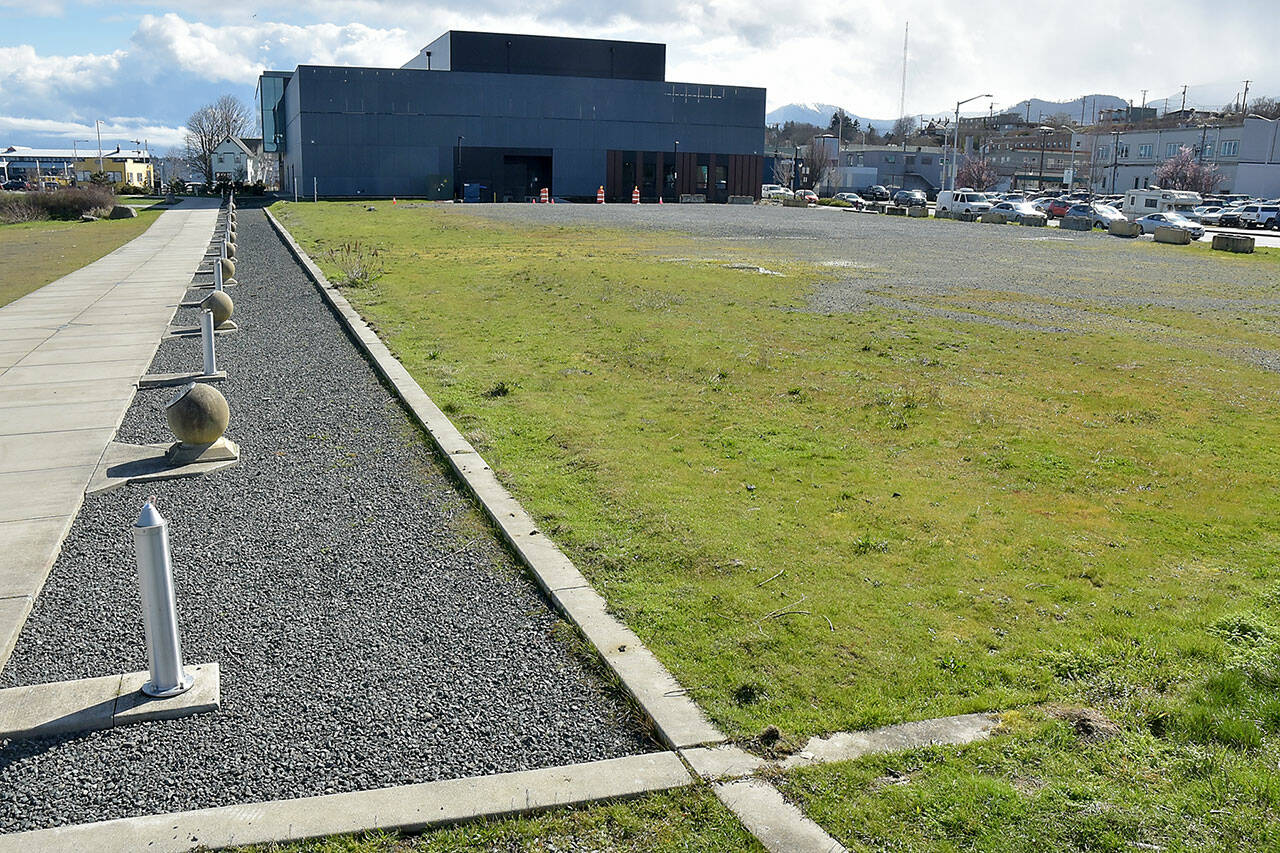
[[898, 22, 909, 131]]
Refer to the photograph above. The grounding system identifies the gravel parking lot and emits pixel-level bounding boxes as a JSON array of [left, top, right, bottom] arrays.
[[457, 202, 1280, 371], [0, 205, 647, 833]]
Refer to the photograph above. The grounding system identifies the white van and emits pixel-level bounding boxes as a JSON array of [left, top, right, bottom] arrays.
[[936, 189, 993, 215], [1123, 188, 1201, 219]]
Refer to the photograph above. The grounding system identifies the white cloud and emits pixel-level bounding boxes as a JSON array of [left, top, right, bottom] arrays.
[[0, 115, 186, 148]]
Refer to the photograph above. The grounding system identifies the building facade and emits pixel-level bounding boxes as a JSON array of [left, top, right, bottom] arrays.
[[259, 31, 765, 202], [212, 136, 266, 184], [0, 146, 153, 189], [1076, 120, 1246, 193]]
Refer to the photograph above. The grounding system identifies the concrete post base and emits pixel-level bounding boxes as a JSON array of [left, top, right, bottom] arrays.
[[138, 370, 227, 389], [87, 440, 241, 494], [165, 436, 240, 465], [165, 321, 237, 340]]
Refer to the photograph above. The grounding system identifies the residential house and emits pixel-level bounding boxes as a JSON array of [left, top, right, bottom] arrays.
[[212, 136, 264, 184]]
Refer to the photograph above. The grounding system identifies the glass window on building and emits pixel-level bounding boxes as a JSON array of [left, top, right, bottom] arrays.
[[1138, 144, 1153, 158], [1203, 142, 1215, 158], [715, 165, 727, 192], [885, 154, 896, 163], [1097, 145, 1109, 159], [1166, 143, 1178, 157], [697, 164, 708, 191], [1221, 140, 1239, 156], [1118, 143, 1129, 157]]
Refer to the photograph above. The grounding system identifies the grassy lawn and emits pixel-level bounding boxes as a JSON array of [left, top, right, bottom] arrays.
[[231, 787, 761, 852], [0, 211, 162, 308], [275, 201, 1280, 847]]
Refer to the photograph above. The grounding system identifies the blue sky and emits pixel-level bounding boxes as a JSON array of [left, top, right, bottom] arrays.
[[2, 1, 1277, 152]]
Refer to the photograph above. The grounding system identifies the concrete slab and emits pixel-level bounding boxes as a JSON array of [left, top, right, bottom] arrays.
[[0, 673, 122, 740], [0, 751, 692, 853], [0, 379, 136, 409], [86, 441, 240, 494], [0, 429, 115, 474], [0, 399, 125, 436], [16, 343, 158, 368], [0, 467, 93, 522], [681, 744, 769, 781], [714, 779, 848, 853], [113, 663, 221, 727], [0, 595, 32, 673], [0, 515, 73, 598], [779, 713, 999, 770], [0, 663, 219, 741], [0, 360, 147, 387], [137, 371, 226, 389]]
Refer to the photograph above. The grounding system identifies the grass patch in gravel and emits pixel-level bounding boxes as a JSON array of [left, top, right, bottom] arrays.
[[275, 200, 1280, 845], [230, 786, 762, 852], [0, 210, 161, 307]]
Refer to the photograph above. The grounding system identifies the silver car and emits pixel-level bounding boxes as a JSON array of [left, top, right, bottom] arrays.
[[989, 201, 1040, 223], [1135, 212, 1205, 239]]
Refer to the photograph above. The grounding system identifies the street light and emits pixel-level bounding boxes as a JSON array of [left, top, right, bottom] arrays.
[[455, 135, 464, 201], [951, 93, 992, 190], [672, 139, 679, 201], [95, 119, 104, 175], [1109, 130, 1122, 193], [1036, 126, 1054, 191]]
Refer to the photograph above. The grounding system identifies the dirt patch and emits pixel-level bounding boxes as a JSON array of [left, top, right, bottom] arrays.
[[1049, 705, 1122, 742]]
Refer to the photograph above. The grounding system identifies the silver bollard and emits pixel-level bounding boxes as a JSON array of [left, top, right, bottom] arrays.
[[132, 500, 194, 698], [220, 239, 227, 259], [200, 309, 217, 375], [213, 256, 224, 291]]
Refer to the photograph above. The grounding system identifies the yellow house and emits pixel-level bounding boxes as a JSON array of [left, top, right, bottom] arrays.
[[73, 148, 154, 189]]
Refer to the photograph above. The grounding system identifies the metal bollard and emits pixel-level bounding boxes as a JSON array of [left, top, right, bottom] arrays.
[[131, 500, 194, 697], [200, 309, 217, 375], [213, 256, 224, 291]]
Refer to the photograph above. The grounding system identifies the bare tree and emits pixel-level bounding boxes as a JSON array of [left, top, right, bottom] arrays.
[[1154, 145, 1223, 194], [891, 115, 917, 141], [803, 139, 834, 191], [184, 95, 252, 185], [1246, 96, 1280, 119], [956, 156, 999, 190], [772, 154, 794, 189]]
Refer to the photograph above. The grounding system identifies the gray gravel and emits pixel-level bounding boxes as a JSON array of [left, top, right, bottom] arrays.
[[452, 202, 1280, 370], [0, 203, 648, 833]]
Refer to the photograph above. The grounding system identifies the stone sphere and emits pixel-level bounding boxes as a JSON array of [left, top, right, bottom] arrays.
[[200, 290, 234, 326], [164, 383, 229, 445], [228, 222, 237, 236], [219, 258, 235, 280], [225, 242, 237, 260]]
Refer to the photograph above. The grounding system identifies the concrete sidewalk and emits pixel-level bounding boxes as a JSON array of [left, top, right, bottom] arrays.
[[0, 198, 221, 671]]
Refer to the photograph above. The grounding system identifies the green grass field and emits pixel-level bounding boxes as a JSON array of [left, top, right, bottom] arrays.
[[275, 201, 1280, 848], [0, 211, 162, 308]]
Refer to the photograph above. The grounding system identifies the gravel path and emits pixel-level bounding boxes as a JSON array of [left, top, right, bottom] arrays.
[[450, 202, 1280, 371], [0, 204, 647, 833]]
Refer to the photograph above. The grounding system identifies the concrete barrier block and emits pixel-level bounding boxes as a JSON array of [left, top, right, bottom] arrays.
[[908, 206, 928, 217], [1108, 219, 1141, 237], [1061, 216, 1092, 232], [782, 198, 808, 208], [728, 195, 754, 205], [979, 212, 1006, 224], [955, 212, 978, 222], [1154, 225, 1192, 245], [1212, 233, 1255, 253], [934, 209, 952, 220], [886, 205, 907, 216], [1020, 214, 1048, 227], [680, 193, 707, 203]]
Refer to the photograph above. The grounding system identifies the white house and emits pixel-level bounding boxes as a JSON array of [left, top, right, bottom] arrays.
[[212, 136, 264, 183]]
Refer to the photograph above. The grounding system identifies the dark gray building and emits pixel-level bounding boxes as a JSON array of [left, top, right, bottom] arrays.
[[259, 31, 766, 202]]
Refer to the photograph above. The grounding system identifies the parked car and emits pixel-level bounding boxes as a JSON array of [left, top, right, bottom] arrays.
[[892, 189, 927, 207], [935, 189, 993, 215], [833, 192, 867, 208], [860, 185, 891, 202], [989, 201, 1040, 223], [1237, 203, 1280, 230], [762, 184, 794, 200], [1065, 203, 1126, 229], [794, 189, 819, 204], [1044, 198, 1073, 218], [1135, 212, 1205, 239], [1187, 205, 1221, 223], [1217, 205, 1247, 228], [1, 179, 31, 191]]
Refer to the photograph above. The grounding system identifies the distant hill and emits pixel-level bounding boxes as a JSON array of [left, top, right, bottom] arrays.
[[768, 94, 1131, 131], [765, 103, 893, 133], [1002, 94, 1129, 124]]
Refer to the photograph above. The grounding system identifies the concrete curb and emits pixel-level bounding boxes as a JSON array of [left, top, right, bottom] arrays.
[[714, 779, 848, 853], [264, 206, 724, 751], [0, 752, 692, 853], [780, 712, 998, 770]]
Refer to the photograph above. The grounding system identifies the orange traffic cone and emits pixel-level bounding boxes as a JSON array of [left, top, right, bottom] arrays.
[[658, 196, 664, 205], [392, 197, 397, 205], [631, 186, 640, 204], [596, 186, 605, 204], [540, 187, 549, 203]]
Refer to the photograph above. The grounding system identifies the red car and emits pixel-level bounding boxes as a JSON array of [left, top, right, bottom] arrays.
[[795, 189, 819, 204], [1045, 198, 1072, 218]]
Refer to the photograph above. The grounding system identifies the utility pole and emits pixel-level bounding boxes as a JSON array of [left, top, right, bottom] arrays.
[[1242, 79, 1251, 113], [1199, 124, 1208, 164], [1180, 84, 1188, 113], [95, 119, 104, 174], [1140, 89, 1148, 110]]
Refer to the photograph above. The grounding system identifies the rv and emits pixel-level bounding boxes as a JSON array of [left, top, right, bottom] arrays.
[[1123, 188, 1202, 219]]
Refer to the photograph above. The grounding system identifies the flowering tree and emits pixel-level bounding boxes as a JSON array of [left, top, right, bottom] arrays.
[[1154, 145, 1223, 194], [772, 155, 794, 188], [956, 156, 999, 190]]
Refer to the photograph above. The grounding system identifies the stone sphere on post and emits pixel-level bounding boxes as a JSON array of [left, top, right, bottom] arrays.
[[164, 383, 230, 445], [225, 242, 237, 260], [219, 258, 235, 281], [200, 290, 234, 326]]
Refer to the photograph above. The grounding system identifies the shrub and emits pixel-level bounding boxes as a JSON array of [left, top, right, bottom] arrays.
[[118, 183, 148, 195], [0, 186, 115, 224], [323, 241, 384, 288], [816, 197, 852, 207], [0, 195, 44, 224]]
